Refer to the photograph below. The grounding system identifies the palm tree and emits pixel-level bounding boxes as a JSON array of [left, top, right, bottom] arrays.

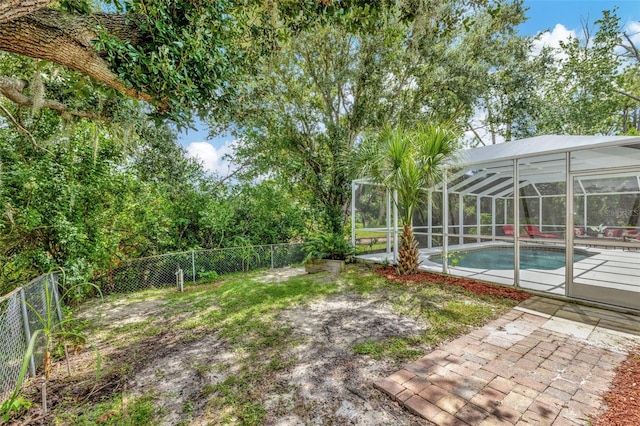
[[354, 124, 458, 274]]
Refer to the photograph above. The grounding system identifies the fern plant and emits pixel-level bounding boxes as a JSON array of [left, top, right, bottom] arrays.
[[303, 233, 355, 261]]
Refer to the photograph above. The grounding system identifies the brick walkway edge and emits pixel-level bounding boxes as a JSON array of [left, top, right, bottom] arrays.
[[374, 308, 626, 425]]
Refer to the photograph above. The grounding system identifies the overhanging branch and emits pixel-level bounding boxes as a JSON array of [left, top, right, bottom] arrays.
[[0, 76, 105, 119], [0, 103, 53, 153], [0, 8, 155, 104]]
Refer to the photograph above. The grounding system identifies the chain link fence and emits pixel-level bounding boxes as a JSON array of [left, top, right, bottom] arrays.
[[0, 273, 62, 402], [1, 243, 305, 402], [94, 243, 306, 295]]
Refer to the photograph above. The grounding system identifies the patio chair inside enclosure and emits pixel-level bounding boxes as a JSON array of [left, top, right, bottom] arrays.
[[502, 225, 529, 238], [603, 228, 620, 239], [523, 225, 559, 239], [574, 227, 587, 238]]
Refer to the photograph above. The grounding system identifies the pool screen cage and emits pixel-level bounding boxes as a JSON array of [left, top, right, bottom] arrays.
[[352, 135, 640, 312]]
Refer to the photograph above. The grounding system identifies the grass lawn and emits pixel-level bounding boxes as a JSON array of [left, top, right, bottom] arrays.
[[10, 264, 522, 425]]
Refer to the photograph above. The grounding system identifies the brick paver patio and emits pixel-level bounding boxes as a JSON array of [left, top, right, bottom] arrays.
[[374, 299, 640, 425]]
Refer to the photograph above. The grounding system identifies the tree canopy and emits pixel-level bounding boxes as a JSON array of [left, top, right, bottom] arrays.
[[220, 0, 531, 232], [1, 0, 639, 296], [0, 0, 361, 124], [478, 9, 640, 141], [0, 104, 306, 295]]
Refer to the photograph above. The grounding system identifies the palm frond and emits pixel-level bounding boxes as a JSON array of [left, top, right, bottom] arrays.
[[352, 122, 459, 274]]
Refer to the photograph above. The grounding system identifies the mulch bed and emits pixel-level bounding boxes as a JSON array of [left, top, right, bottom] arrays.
[[594, 351, 640, 425], [375, 266, 532, 302]]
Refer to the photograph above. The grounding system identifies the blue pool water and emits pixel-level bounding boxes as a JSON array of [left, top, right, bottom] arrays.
[[431, 247, 593, 270]]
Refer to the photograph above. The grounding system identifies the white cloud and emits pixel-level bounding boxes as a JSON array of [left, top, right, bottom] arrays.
[[531, 24, 576, 57], [186, 140, 237, 176]]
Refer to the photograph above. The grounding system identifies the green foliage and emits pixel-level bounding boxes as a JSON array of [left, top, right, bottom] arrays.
[[220, 0, 527, 233], [533, 9, 630, 135], [0, 106, 305, 295], [353, 337, 423, 361], [55, 393, 157, 425], [223, 181, 307, 246], [94, 1, 245, 124], [353, 124, 458, 274], [448, 251, 465, 268], [231, 236, 262, 272], [355, 124, 459, 225], [89, 0, 368, 124], [1, 273, 101, 417], [303, 233, 355, 261], [198, 270, 219, 282], [1, 0, 375, 125], [1, 397, 32, 423]]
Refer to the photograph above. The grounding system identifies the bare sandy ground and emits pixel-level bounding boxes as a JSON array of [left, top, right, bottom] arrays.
[[74, 267, 428, 425]]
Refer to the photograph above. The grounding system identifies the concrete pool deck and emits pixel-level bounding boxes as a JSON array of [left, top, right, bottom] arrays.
[[358, 241, 640, 299], [374, 296, 640, 425]]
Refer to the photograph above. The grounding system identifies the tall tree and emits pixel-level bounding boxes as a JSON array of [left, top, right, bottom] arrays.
[[473, 38, 554, 144], [218, 0, 529, 233], [617, 66, 640, 134], [535, 10, 627, 135], [353, 124, 458, 275]]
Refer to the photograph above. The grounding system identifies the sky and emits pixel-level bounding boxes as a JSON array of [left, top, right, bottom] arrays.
[[179, 0, 640, 175]]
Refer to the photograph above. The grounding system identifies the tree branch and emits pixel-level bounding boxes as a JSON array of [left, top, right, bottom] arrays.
[[0, 0, 55, 24], [614, 88, 640, 103], [0, 103, 53, 153], [622, 32, 640, 63], [0, 8, 154, 104], [0, 75, 105, 119], [466, 125, 487, 147]]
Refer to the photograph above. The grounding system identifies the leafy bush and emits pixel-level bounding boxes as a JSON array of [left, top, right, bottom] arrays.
[[199, 270, 219, 281], [303, 233, 355, 261]]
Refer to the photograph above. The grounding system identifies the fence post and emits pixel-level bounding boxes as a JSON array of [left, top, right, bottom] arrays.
[[270, 245, 274, 269], [50, 273, 63, 322], [176, 268, 184, 292], [191, 250, 196, 285], [19, 288, 36, 377]]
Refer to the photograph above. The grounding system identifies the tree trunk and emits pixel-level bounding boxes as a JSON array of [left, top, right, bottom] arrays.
[[519, 188, 531, 225], [629, 194, 640, 226], [397, 223, 420, 275]]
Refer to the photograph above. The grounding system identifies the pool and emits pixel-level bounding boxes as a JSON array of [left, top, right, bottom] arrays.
[[430, 247, 593, 270]]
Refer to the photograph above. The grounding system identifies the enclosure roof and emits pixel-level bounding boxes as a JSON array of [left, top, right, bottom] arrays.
[[453, 135, 640, 166], [353, 134, 640, 197]]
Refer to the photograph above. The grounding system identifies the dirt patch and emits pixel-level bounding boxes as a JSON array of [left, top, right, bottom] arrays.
[[78, 297, 167, 327], [594, 349, 640, 425], [376, 266, 532, 301], [128, 335, 237, 426], [264, 293, 428, 425], [14, 328, 188, 425], [251, 266, 308, 284]]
